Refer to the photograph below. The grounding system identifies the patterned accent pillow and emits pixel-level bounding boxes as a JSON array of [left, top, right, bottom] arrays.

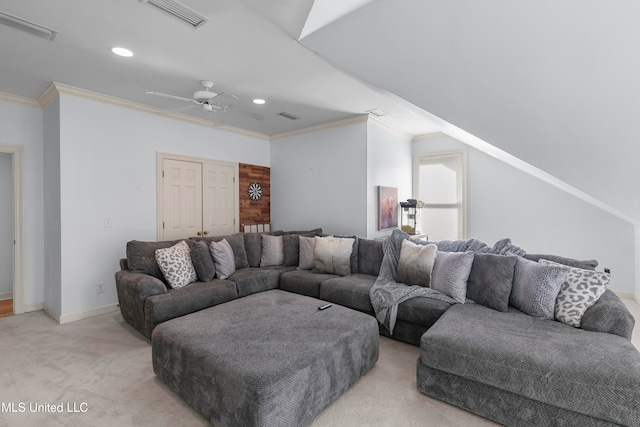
[[539, 259, 610, 327], [260, 234, 284, 267], [431, 251, 474, 303], [298, 236, 316, 270], [209, 239, 236, 279], [154, 240, 197, 289], [313, 236, 355, 276], [510, 256, 568, 319], [396, 239, 437, 287]]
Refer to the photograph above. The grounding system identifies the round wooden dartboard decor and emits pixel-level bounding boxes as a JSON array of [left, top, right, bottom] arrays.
[[247, 181, 263, 201]]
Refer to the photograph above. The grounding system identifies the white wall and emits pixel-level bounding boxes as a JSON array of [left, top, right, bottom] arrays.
[[414, 133, 636, 293], [366, 120, 413, 238], [52, 94, 270, 319], [0, 99, 45, 309], [0, 153, 13, 296], [270, 120, 368, 236]]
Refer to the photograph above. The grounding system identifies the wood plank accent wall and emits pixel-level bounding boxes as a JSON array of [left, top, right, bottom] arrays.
[[239, 163, 270, 228]]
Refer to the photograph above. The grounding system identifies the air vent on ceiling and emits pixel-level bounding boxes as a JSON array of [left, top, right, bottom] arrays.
[[278, 111, 301, 120], [139, 0, 208, 28], [0, 11, 57, 41]]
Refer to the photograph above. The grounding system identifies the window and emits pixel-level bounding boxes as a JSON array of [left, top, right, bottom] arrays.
[[415, 150, 466, 241]]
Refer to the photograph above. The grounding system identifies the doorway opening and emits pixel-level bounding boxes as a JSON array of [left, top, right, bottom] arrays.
[[0, 144, 24, 316]]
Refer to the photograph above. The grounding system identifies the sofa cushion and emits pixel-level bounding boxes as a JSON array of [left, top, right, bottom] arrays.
[[209, 239, 236, 280], [145, 279, 238, 325], [126, 239, 180, 282], [357, 238, 384, 276], [420, 303, 640, 426], [227, 268, 281, 298], [186, 240, 216, 282], [539, 259, 610, 327], [155, 241, 198, 289], [510, 256, 567, 319], [280, 269, 339, 298], [244, 233, 263, 267], [260, 234, 284, 267], [298, 236, 316, 270], [313, 236, 355, 276], [524, 253, 598, 271], [319, 273, 376, 313], [466, 253, 516, 312], [396, 239, 437, 287], [395, 296, 452, 327], [430, 251, 474, 303]]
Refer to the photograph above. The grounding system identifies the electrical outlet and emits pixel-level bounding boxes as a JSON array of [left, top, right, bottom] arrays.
[[97, 281, 105, 294]]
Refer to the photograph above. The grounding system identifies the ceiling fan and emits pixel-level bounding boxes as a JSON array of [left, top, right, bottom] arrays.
[[146, 80, 264, 121]]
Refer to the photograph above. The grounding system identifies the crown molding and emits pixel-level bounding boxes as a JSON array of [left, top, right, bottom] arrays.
[[0, 91, 40, 108], [270, 114, 369, 141], [366, 114, 413, 139], [36, 82, 270, 140]]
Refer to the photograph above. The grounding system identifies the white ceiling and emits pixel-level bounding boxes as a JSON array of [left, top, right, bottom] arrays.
[[1, 0, 639, 223], [0, 0, 439, 136]]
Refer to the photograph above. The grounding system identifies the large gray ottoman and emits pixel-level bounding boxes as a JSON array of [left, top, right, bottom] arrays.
[[152, 289, 379, 427], [417, 303, 640, 426]]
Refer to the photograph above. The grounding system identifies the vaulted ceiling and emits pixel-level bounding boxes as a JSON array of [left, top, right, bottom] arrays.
[[1, 0, 639, 223]]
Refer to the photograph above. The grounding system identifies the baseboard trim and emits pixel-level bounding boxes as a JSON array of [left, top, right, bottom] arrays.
[[58, 304, 120, 325], [0, 291, 12, 301], [43, 303, 61, 322], [24, 302, 44, 312], [614, 290, 640, 305]]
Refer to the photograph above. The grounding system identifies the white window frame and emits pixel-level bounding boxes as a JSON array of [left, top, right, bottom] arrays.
[[414, 149, 467, 240]]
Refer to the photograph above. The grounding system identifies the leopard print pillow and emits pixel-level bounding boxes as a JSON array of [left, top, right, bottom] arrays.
[[539, 259, 610, 327], [155, 240, 198, 289]]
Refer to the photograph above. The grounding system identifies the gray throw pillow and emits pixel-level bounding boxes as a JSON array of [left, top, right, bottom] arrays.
[[467, 253, 517, 312], [510, 256, 568, 319], [539, 259, 610, 327], [260, 234, 284, 266], [282, 234, 305, 266], [298, 236, 316, 270], [155, 241, 198, 289], [209, 239, 236, 279], [395, 239, 437, 287], [313, 236, 354, 276], [358, 238, 384, 276], [244, 233, 263, 267], [431, 251, 474, 303], [186, 240, 216, 282], [203, 233, 249, 269]]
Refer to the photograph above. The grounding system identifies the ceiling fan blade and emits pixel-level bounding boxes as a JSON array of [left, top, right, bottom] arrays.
[[146, 91, 197, 103], [170, 104, 197, 112]]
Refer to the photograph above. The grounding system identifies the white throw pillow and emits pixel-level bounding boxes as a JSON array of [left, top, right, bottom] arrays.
[[260, 234, 284, 267], [313, 236, 354, 276], [395, 239, 437, 287], [155, 240, 198, 289], [209, 239, 236, 279], [539, 259, 610, 327]]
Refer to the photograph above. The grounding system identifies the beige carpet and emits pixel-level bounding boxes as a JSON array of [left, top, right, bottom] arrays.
[[0, 297, 638, 427]]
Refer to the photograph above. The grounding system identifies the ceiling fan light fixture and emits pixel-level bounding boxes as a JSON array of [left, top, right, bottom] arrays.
[[253, 98, 266, 105], [111, 47, 134, 57]]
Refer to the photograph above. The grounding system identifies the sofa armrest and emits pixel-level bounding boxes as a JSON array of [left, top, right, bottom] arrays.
[[580, 289, 635, 340], [115, 270, 168, 339]]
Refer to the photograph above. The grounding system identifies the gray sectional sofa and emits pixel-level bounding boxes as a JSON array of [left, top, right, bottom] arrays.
[[115, 228, 640, 426]]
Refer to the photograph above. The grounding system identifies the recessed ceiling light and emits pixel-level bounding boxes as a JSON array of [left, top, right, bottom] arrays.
[[111, 47, 134, 57], [252, 99, 266, 105]]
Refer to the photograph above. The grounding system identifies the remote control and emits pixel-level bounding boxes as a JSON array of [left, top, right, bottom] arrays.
[[318, 303, 332, 310]]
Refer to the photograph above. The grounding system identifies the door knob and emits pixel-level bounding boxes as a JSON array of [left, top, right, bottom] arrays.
[[203, 230, 209, 235], [197, 231, 202, 236]]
